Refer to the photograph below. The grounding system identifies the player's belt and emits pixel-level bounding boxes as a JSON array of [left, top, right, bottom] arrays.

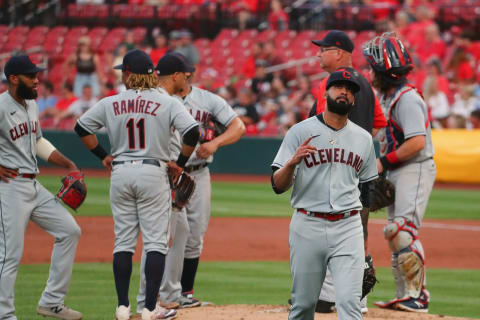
[[184, 163, 208, 173], [12, 173, 36, 179], [297, 208, 359, 221], [112, 159, 162, 167]]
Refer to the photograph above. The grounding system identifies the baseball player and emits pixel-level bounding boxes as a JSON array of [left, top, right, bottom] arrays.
[[136, 52, 245, 311], [74, 49, 199, 320], [272, 70, 378, 320], [308, 29, 387, 314], [0, 55, 82, 320], [363, 32, 436, 313]]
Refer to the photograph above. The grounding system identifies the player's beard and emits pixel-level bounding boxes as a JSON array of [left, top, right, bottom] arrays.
[[326, 95, 354, 115], [17, 79, 38, 100]]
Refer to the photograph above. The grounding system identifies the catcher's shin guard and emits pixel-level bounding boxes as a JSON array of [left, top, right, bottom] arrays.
[[384, 217, 426, 299]]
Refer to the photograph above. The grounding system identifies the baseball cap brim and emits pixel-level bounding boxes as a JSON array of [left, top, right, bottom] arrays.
[[185, 65, 195, 73], [327, 79, 360, 93], [312, 40, 329, 47], [113, 64, 124, 70], [11, 65, 46, 76]]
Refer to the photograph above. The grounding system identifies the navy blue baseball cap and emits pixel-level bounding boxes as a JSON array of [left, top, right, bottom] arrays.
[[312, 30, 354, 53], [155, 52, 195, 76], [326, 70, 360, 93], [114, 49, 154, 74], [4, 55, 46, 77]]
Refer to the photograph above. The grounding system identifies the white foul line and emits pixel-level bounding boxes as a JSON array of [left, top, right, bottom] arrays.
[[370, 219, 480, 232]]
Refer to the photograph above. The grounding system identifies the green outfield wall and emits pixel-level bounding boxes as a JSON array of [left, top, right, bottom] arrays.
[[40, 131, 381, 175]]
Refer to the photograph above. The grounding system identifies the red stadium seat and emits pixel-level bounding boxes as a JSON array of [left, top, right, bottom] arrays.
[[194, 38, 210, 49], [157, 4, 179, 19], [257, 29, 277, 42]]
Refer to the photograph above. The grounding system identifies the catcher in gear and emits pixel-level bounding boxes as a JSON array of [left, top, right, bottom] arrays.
[[57, 171, 88, 210], [0, 55, 83, 320]]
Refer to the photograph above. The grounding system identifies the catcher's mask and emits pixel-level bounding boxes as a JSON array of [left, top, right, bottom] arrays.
[[363, 32, 413, 80]]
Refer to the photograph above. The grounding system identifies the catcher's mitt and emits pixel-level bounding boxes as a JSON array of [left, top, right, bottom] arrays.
[[168, 169, 195, 210], [57, 171, 87, 210], [362, 255, 378, 299], [369, 174, 395, 212], [199, 118, 226, 143]]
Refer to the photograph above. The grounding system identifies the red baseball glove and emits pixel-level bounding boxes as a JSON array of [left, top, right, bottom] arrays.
[[57, 171, 87, 210]]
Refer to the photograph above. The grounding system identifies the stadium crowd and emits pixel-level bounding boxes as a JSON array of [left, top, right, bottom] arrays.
[[1, 0, 480, 135]]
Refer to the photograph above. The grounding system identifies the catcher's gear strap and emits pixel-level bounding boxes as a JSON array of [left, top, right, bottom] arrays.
[[359, 181, 370, 208], [384, 217, 418, 252], [36, 137, 56, 161], [182, 125, 200, 147]]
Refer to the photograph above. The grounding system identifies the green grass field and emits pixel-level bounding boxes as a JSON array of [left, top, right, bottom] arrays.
[[15, 263, 480, 319], [37, 176, 480, 219], [13, 175, 479, 319]]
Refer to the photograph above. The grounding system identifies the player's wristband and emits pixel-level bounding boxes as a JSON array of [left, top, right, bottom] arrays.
[[90, 144, 108, 161], [379, 151, 400, 170], [176, 153, 189, 168]]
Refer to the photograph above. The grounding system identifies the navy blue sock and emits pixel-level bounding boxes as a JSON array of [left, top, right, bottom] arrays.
[[145, 251, 166, 311], [113, 252, 133, 307], [181, 257, 199, 294]]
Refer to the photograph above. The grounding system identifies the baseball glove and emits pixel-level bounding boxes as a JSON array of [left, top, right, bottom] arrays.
[[369, 174, 395, 212], [362, 255, 378, 299], [168, 169, 195, 210], [57, 171, 87, 210], [199, 118, 226, 143]]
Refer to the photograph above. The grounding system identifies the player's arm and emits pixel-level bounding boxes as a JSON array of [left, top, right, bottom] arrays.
[[74, 122, 113, 170], [272, 136, 316, 193], [177, 125, 200, 168], [371, 93, 387, 137], [36, 137, 78, 172], [196, 117, 245, 159]]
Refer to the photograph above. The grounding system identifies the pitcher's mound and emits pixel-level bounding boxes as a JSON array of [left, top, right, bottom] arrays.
[[130, 304, 471, 320]]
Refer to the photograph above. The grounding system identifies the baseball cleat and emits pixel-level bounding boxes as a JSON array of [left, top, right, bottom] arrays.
[[396, 297, 429, 313], [141, 306, 177, 320], [37, 304, 82, 320], [179, 293, 201, 308], [115, 305, 131, 320], [360, 296, 368, 314]]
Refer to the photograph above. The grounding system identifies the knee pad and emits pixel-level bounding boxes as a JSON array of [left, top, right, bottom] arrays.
[[384, 217, 425, 298]]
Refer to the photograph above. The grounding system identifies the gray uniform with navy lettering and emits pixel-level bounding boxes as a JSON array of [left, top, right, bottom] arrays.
[[0, 91, 82, 320], [272, 115, 378, 320], [136, 86, 238, 309], [77, 88, 197, 255]]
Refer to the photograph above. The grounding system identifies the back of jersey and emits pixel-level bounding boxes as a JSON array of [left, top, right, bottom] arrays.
[[77, 88, 197, 162]]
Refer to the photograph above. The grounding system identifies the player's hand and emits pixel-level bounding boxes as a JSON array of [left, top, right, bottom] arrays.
[[167, 161, 183, 184], [102, 155, 114, 171], [376, 158, 384, 174], [196, 141, 218, 159], [287, 136, 317, 167], [0, 165, 19, 183]]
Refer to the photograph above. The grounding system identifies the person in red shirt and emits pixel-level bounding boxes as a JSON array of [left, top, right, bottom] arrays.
[[415, 24, 446, 65], [150, 33, 168, 65], [268, 0, 289, 31], [39, 82, 77, 124]]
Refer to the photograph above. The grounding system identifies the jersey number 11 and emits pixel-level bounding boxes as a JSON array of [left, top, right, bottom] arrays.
[[126, 118, 145, 149]]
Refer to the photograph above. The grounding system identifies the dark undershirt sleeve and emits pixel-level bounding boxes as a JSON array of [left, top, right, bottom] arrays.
[[359, 181, 371, 208]]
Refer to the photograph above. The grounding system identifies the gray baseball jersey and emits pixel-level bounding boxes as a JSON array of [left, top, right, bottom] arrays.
[[0, 92, 41, 174], [0, 91, 81, 319], [77, 88, 198, 162], [272, 115, 378, 320], [272, 116, 378, 213]]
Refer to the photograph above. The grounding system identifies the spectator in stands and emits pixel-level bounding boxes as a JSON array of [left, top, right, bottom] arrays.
[[450, 84, 477, 128], [100, 81, 118, 98], [54, 84, 98, 127], [446, 46, 475, 85], [113, 44, 129, 84], [284, 74, 312, 114], [119, 30, 137, 51], [232, 87, 260, 130], [36, 80, 58, 114], [423, 63, 450, 129], [150, 33, 168, 65], [268, 0, 289, 31], [251, 59, 273, 98], [415, 23, 446, 65], [262, 40, 283, 67], [174, 30, 199, 66], [470, 109, 480, 129], [392, 10, 411, 41], [242, 42, 263, 79], [67, 36, 102, 98], [39, 82, 77, 127]]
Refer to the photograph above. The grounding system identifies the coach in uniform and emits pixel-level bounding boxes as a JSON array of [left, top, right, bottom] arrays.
[[75, 49, 199, 320], [0, 55, 82, 320], [136, 52, 245, 311], [363, 32, 435, 313], [309, 29, 387, 313], [272, 70, 378, 320]]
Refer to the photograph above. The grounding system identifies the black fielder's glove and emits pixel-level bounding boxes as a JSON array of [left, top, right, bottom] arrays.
[[57, 171, 87, 210], [199, 118, 226, 143], [168, 169, 195, 210], [362, 255, 378, 299], [369, 174, 395, 212]]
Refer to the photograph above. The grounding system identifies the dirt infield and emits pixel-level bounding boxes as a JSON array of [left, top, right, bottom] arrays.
[[129, 305, 471, 320]]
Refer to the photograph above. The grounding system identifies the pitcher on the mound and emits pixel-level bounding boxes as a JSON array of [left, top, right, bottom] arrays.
[[271, 71, 378, 320]]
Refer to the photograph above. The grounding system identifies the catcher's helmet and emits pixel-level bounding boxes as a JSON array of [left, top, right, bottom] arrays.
[[363, 32, 413, 76]]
